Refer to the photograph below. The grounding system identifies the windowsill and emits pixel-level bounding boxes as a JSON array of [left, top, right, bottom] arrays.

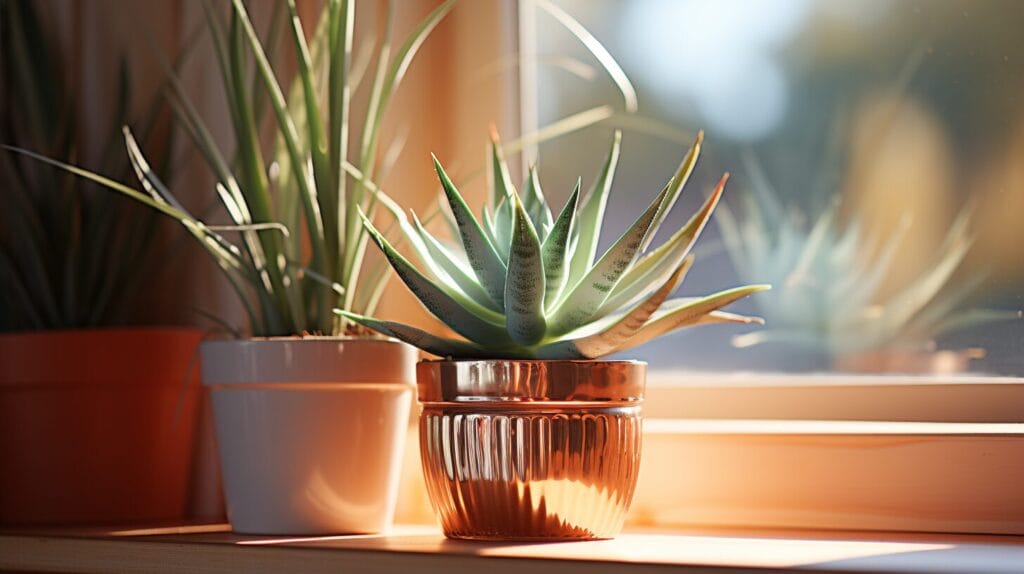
[[2, 524, 1023, 573], [632, 418, 1024, 536], [643, 372, 1024, 421]]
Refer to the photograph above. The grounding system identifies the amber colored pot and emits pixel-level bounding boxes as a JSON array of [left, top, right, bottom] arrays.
[[0, 328, 203, 526], [417, 360, 645, 541]]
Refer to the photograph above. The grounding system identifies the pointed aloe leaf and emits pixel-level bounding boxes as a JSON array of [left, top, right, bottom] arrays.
[[433, 155, 508, 310], [618, 285, 771, 351], [543, 255, 693, 359], [643, 130, 704, 251], [439, 194, 461, 244], [521, 165, 554, 238], [411, 212, 501, 312], [548, 178, 674, 336], [493, 195, 513, 262], [567, 130, 621, 287], [335, 310, 489, 359], [359, 211, 513, 345], [600, 173, 728, 314], [481, 204, 501, 249], [505, 194, 547, 345], [488, 129, 516, 208], [541, 179, 580, 310]]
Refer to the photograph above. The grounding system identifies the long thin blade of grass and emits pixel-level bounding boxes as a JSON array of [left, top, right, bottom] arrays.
[[535, 0, 637, 113]]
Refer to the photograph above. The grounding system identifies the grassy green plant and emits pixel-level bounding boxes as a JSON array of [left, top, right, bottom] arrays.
[[338, 131, 770, 359], [718, 152, 1017, 354], [0, 0, 172, 331], [7, 0, 644, 338]]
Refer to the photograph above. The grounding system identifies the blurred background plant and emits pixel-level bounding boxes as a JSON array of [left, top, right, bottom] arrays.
[[717, 148, 1017, 358], [0, 0, 175, 331]]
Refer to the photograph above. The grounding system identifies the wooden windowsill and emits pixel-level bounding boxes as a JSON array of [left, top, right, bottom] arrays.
[[2, 524, 1023, 573]]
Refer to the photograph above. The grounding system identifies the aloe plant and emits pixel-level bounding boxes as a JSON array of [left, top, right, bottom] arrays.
[[337, 132, 770, 359], [0, 0, 172, 331], [718, 152, 1017, 353]]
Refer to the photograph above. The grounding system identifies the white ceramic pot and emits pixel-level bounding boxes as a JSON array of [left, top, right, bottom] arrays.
[[200, 337, 416, 535]]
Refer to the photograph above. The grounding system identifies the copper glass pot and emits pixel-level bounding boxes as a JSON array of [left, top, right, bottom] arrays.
[[417, 360, 645, 540]]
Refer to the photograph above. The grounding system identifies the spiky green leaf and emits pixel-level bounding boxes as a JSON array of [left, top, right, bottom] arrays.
[[504, 194, 547, 345], [541, 179, 580, 310], [336, 310, 489, 358], [623, 285, 771, 350], [411, 212, 501, 312], [433, 155, 508, 309], [359, 211, 512, 345], [567, 130, 620, 286], [548, 178, 673, 335], [642, 130, 703, 250], [521, 165, 554, 238], [599, 173, 727, 314], [541, 255, 692, 359], [488, 131, 516, 209]]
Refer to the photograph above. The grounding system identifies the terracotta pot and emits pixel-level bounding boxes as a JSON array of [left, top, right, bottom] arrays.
[[0, 328, 203, 526], [417, 360, 646, 540], [201, 337, 417, 535]]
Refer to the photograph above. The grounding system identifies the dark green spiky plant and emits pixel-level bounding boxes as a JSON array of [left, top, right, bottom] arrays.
[[0, 0, 171, 331], [339, 132, 770, 359]]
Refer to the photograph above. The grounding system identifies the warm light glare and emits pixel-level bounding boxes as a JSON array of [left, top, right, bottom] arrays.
[[479, 534, 952, 568], [620, 0, 811, 140]]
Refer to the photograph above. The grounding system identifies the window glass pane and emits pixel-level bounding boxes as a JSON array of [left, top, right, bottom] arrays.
[[531, 0, 1024, 375]]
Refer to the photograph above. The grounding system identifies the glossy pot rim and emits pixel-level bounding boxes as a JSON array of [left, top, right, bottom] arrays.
[[417, 359, 646, 403]]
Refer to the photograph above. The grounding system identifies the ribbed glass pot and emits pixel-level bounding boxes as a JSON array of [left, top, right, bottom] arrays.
[[416, 360, 645, 540]]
